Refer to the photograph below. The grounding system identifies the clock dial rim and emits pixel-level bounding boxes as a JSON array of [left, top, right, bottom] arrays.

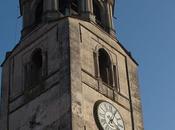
[[93, 100, 125, 130]]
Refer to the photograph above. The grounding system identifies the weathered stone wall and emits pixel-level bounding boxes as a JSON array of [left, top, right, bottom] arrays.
[[127, 57, 144, 130], [1, 16, 144, 130], [82, 84, 132, 130], [69, 17, 144, 130], [69, 18, 84, 130], [1, 18, 72, 130], [0, 60, 10, 130]]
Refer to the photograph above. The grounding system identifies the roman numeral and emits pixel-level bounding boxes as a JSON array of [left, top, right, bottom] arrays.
[[118, 123, 124, 128], [104, 103, 108, 111], [100, 106, 106, 112], [99, 112, 105, 118], [109, 105, 112, 112], [116, 117, 122, 121], [105, 125, 110, 130], [100, 119, 106, 125]]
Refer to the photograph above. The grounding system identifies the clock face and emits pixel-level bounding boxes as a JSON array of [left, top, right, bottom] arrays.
[[94, 101, 125, 130]]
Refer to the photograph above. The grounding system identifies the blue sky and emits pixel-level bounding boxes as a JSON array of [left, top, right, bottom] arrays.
[[0, 0, 175, 130]]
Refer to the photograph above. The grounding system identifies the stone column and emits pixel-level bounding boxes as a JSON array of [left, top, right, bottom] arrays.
[[80, 0, 85, 13], [21, 1, 33, 37], [82, 0, 96, 22], [106, 2, 116, 36], [43, 0, 59, 22], [23, 2, 31, 28]]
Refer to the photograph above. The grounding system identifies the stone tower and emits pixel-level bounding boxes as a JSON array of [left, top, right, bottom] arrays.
[[0, 0, 144, 130]]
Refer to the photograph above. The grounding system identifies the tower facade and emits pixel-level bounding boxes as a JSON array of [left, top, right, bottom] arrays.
[[0, 0, 144, 130]]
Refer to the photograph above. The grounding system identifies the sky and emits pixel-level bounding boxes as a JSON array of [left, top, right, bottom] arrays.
[[0, 0, 175, 130]]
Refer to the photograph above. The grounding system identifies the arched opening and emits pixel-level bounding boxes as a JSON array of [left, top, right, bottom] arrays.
[[59, 0, 67, 15], [35, 0, 43, 25], [93, 0, 102, 25], [71, 0, 79, 13], [98, 49, 113, 86], [30, 49, 43, 86], [31, 49, 43, 69], [25, 49, 43, 88]]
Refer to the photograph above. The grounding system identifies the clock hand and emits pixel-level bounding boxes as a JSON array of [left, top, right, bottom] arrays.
[[109, 119, 121, 130], [107, 110, 117, 125], [109, 110, 122, 130], [111, 110, 117, 123]]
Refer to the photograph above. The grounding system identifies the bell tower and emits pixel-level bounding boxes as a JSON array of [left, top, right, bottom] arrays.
[[20, 0, 115, 37], [0, 0, 144, 130]]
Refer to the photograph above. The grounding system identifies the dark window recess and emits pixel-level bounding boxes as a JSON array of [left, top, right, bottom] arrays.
[[98, 49, 113, 86], [25, 49, 43, 88], [93, 0, 102, 25], [59, 0, 68, 15], [113, 65, 118, 89], [35, 0, 43, 25], [93, 52, 98, 77], [71, 0, 79, 13]]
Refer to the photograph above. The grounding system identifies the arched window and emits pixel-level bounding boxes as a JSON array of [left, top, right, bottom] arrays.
[[35, 0, 43, 25], [93, 0, 102, 25], [25, 49, 43, 88], [98, 49, 113, 86]]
